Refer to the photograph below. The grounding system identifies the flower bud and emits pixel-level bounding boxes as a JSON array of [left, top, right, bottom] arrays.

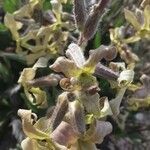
[[73, 0, 87, 31], [82, 0, 110, 42]]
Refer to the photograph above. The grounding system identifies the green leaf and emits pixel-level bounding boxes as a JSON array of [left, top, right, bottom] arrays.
[[93, 32, 101, 49], [43, 0, 52, 10], [3, 0, 21, 13], [0, 24, 12, 49], [0, 62, 10, 82]]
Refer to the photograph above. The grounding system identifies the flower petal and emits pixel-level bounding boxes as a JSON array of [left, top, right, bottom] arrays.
[[68, 100, 86, 135], [84, 45, 117, 72], [70, 140, 97, 150], [51, 121, 78, 147], [18, 109, 50, 140], [90, 121, 112, 144], [18, 68, 36, 85], [4, 13, 20, 41], [118, 70, 134, 87], [66, 43, 85, 68], [124, 9, 141, 30], [50, 57, 79, 77], [143, 5, 150, 29], [109, 87, 127, 116], [29, 87, 48, 108], [85, 121, 112, 144], [21, 138, 38, 150], [99, 97, 113, 118], [33, 57, 49, 69], [79, 92, 100, 116]]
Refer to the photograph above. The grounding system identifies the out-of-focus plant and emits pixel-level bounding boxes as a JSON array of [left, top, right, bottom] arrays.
[[109, 1, 150, 65], [4, 0, 76, 65], [124, 4, 150, 43], [128, 74, 150, 110]]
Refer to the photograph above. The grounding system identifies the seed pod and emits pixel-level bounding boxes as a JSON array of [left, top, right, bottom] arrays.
[[49, 92, 69, 131], [73, 0, 87, 31], [82, 0, 110, 42]]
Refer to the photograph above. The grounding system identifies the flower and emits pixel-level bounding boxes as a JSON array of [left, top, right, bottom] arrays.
[[50, 43, 116, 116], [18, 57, 50, 108], [123, 5, 150, 43], [128, 74, 150, 110], [18, 108, 79, 150]]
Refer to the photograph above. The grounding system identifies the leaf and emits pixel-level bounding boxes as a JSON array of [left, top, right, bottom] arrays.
[[0, 62, 10, 82], [93, 32, 101, 48], [3, 0, 20, 13], [0, 52, 26, 64], [43, 0, 52, 10]]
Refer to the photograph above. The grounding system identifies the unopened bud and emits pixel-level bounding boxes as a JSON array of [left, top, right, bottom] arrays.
[[73, 0, 87, 31], [82, 0, 110, 42]]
